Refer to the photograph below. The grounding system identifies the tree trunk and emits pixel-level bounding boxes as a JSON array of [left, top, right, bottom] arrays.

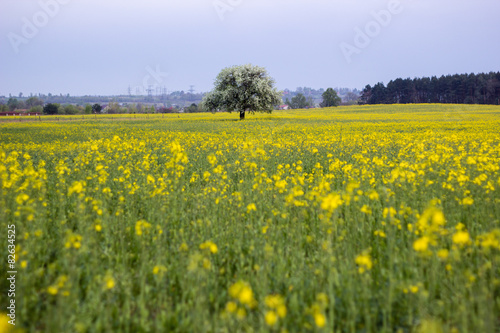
[[240, 111, 245, 120]]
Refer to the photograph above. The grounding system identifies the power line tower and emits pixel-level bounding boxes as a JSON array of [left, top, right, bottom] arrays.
[[146, 85, 154, 100], [188, 85, 195, 101], [128, 85, 132, 96], [161, 86, 167, 101]]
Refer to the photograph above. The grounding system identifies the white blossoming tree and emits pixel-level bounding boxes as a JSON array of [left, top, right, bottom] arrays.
[[202, 64, 282, 120]]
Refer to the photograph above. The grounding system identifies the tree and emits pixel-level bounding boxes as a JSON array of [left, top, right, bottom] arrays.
[[202, 64, 282, 120], [84, 104, 92, 114], [7, 98, 18, 111], [107, 101, 121, 114], [63, 105, 78, 115], [26, 96, 43, 108], [358, 72, 500, 105], [344, 92, 359, 104], [29, 106, 43, 114], [185, 103, 198, 113], [289, 93, 309, 109], [43, 103, 60, 115], [92, 103, 102, 113], [320, 88, 341, 107], [127, 104, 137, 114]]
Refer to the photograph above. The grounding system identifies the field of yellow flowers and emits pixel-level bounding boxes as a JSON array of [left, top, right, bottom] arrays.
[[1, 104, 500, 332]]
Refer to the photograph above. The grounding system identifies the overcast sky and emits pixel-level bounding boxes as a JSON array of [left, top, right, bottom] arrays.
[[1, 0, 499, 96]]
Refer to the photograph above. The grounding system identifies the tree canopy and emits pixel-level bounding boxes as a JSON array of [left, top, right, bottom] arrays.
[[287, 93, 310, 109], [320, 88, 341, 107], [43, 103, 60, 115], [201, 64, 282, 119], [360, 72, 500, 105], [92, 103, 102, 113]]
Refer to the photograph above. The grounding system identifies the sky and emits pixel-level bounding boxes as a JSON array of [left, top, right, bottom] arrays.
[[1, 0, 499, 96]]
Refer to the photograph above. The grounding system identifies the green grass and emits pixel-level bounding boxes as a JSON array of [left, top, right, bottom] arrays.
[[1, 104, 500, 332]]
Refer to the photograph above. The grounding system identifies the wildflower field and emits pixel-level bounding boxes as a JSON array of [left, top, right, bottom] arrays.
[[1, 104, 500, 332]]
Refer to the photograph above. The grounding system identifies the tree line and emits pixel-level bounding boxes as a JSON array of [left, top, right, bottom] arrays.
[[360, 72, 500, 105]]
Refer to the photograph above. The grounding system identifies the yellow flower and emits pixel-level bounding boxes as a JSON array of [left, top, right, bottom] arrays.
[[207, 154, 217, 165], [321, 193, 342, 212], [452, 230, 471, 246], [368, 190, 379, 200], [200, 241, 218, 254], [277, 304, 287, 318], [47, 286, 58, 295], [314, 312, 326, 328], [0, 312, 12, 332], [265, 311, 278, 326], [135, 220, 152, 236], [437, 249, 449, 260], [413, 236, 430, 252], [68, 181, 84, 195], [265, 294, 285, 308], [104, 275, 115, 290], [236, 307, 246, 319], [15, 193, 29, 205], [225, 301, 237, 313], [355, 253, 373, 273], [462, 197, 474, 205], [153, 265, 167, 275], [229, 281, 256, 308], [477, 229, 500, 250], [360, 205, 372, 214], [247, 203, 257, 213], [238, 286, 254, 305], [432, 210, 445, 226]]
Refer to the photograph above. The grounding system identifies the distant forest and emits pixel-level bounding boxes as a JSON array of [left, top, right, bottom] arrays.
[[360, 72, 500, 105]]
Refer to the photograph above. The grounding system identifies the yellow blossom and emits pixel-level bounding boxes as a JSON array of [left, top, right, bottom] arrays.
[[265, 311, 278, 326], [452, 230, 471, 246], [314, 312, 326, 328], [247, 203, 257, 213], [413, 236, 430, 252], [355, 253, 373, 273]]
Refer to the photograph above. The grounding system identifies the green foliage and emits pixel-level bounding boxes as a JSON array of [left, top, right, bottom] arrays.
[[320, 88, 341, 107], [185, 103, 198, 113], [289, 93, 309, 109], [26, 96, 44, 108], [7, 98, 18, 111], [63, 105, 79, 115], [107, 101, 122, 114], [92, 103, 102, 113], [360, 71, 500, 105], [43, 103, 60, 115], [29, 105, 43, 114], [1, 105, 500, 332], [84, 104, 92, 114], [202, 64, 282, 119]]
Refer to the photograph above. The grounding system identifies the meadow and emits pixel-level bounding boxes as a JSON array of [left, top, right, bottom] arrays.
[[1, 104, 500, 332]]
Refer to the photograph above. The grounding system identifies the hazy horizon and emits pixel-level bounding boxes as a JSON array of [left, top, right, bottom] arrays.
[[1, 0, 499, 97]]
